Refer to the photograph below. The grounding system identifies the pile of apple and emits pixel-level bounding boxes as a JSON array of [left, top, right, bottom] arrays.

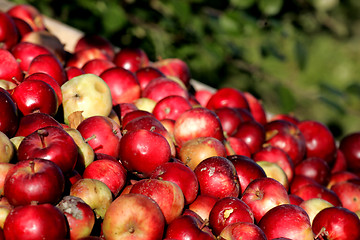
[[1, 3, 360, 240]]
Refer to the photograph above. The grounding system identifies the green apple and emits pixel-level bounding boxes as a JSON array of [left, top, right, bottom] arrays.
[[61, 74, 112, 125]]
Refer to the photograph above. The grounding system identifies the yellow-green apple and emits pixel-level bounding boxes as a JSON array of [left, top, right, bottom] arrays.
[[0, 197, 13, 228], [56, 195, 95, 240], [178, 136, 227, 171], [0, 131, 14, 163], [209, 196, 254, 236], [194, 156, 240, 199], [113, 48, 149, 73], [133, 97, 157, 112], [258, 204, 315, 240], [241, 177, 290, 222], [256, 161, 289, 191], [70, 178, 113, 219], [135, 66, 165, 91], [17, 126, 78, 174], [61, 73, 112, 125], [0, 163, 14, 195], [77, 115, 122, 159], [219, 222, 267, 240], [130, 178, 184, 224], [4, 159, 65, 206], [102, 193, 165, 240], [3, 203, 68, 240], [299, 198, 334, 224], [9, 136, 24, 150], [0, 80, 16, 91]]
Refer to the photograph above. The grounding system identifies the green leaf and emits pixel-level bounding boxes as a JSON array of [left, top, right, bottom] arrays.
[[294, 40, 307, 70], [230, 0, 255, 9], [318, 96, 346, 114], [257, 0, 283, 16], [276, 84, 296, 113], [101, 3, 127, 34]]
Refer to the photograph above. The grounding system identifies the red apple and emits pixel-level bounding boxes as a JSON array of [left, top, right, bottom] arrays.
[[188, 194, 218, 222], [65, 66, 85, 80], [289, 194, 304, 206], [219, 221, 267, 240], [243, 92, 267, 125], [121, 110, 154, 129], [66, 47, 110, 69], [0, 49, 23, 83], [103, 193, 165, 240], [227, 155, 267, 194], [178, 136, 227, 170], [11, 17, 33, 38], [0, 88, 19, 137], [258, 204, 315, 240], [3, 203, 68, 240], [77, 116, 122, 159], [194, 89, 213, 107], [151, 58, 191, 87], [100, 67, 141, 105], [82, 58, 116, 76], [142, 77, 189, 102], [119, 129, 171, 178], [209, 196, 254, 236], [4, 159, 64, 206], [290, 174, 319, 194], [174, 107, 224, 148], [206, 87, 249, 111], [56, 195, 96, 240], [113, 48, 149, 72], [298, 120, 337, 167], [130, 178, 185, 224], [135, 66, 165, 91], [331, 149, 347, 173], [214, 107, 244, 137], [295, 157, 331, 186], [270, 113, 300, 125], [10, 79, 58, 116], [82, 159, 127, 197], [339, 131, 360, 172], [150, 161, 199, 205], [241, 177, 290, 222], [17, 126, 78, 174], [224, 136, 252, 157], [299, 198, 334, 224], [232, 120, 265, 154], [331, 181, 360, 212], [152, 95, 192, 121], [74, 34, 115, 60], [7, 4, 46, 31], [327, 170, 360, 189], [194, 156, 240, 199], [0, 12, 19, 50], [312, 206, 360, 240]]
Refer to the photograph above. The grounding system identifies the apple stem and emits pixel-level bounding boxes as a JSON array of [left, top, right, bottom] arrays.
[[11, 76, 21, 86], [29, 160, 35, 173], [85, 134, 96, 142], [314, 227, 328, 239], [199, 219, 209, 230], [37, 129, 49, 148]]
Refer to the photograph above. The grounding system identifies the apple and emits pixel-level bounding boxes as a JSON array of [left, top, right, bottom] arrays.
[[312, 206, 360, 240], [331, 149, 347, 173], [289, 194, 304, 206], [188, 194, 218, 222], [290, 174, 319, 194], [7, 4, 46, 31], [152, 95, 192, 121], [66, 66, 85, 80], [298, 120, 337, 167], [3, 203, 68, 240], [133, 97, 157, 112], [0, 197, 13, 228], [121, 110, 154, 129], [135, 66, 165, 91], [194, 89, 213, 107], [0, 49, 23, 84], [0, 12, 19, 50], [10, 41, 52, 72], [4, 158, 65, 206], [194, 156, 240, 199], [74, 34, 115, 60], [142, 77, 189, 102], [214, 107, 244, 137], [164, 214, 216, 240], [61, 73, 113, 125], [219, 222, 267, 240], [11, 17, 32, 38], [82, 159, 127, 197], [77, 115, 122, 159], [0, 131, 14, 163], [178, 136, 227, 170], [119, 129, 171, 178], [0, 89, 19, 138], [331, 181, 360, 213], [299, 198, 334, 224], [15, 112, 62, 137], [227, 155, 267, 194], [206, 87, 249, 111], [81, 58, 116, 76], [11, 79, 58, 116], [66, 47, 110, 69], [0, 163, 13, 196], [339, 131, 360, 172], [70, 178, 113, 219], [243, 92, 267, 126], [102, 193, 165, 240], [295, 157, 331, 186], [113, 48, 149, 72], [270, 113, 300, 125], [150, 161, 199, 205], [241, 177, 290, 222], [100, 66, 141, 105], [174, 107, 224, 148], [256, 161, 290, 190], [129, 178, 185, 224], [209, 196, 254, 236], [232, 120, 265, 154], [326, 170, 360, 189], [224, 136, 252, 157], [56, 195, 96, 240], [258, 204, 315, 240]]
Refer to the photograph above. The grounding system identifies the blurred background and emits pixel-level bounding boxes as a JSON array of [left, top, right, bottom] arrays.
[[8, 0, 360, 140]]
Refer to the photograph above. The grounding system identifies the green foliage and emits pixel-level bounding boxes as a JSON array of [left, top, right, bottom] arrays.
[[9, 0, 360, 139]]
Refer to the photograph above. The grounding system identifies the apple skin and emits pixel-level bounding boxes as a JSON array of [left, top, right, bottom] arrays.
[[214, 107, 244, 137], [77, 115, 122, 159], [298, 120, 337, 167], [135, 66, 165, 91], [142, 77, 189, 102], [82, 159, 127, 197], [66, 48, 110, 69], [194, 156, 240, 199], [3, 203, 68, 240], [164, 214, 216, 240], [299, 198, 334, 224], [0, 88, 19, 138], [258, 204, 315, 240], [121, 110, 154, 129], [219, 222, 267, 240], [0, 12, 19, 51], [150, 161, 199, 205], [7, 4, 46, 31], [331, 149, 347, 173], [17, 126, 79, 174], [102, 193, 165, 240], [224, 136, 252, 157], [227, 155, 267, 195], [152, 95, 192, 121], [241, 177, 290, 223], [11, 17, 33, 39], [256, 161, 290, 191], [327, 170, 360, 189], [339, 132, 360, 172], [4, 159, 65, 206], [56, 195, 96, 240], [188, 194, 218, 222], [232, 120, 265, 154], [178, 136, 227, 171], [209, 196, 254, 236], [194, 89, 213, 107], [113, 48, 149, 72], [65, 66, 85, 80], [74, 34, 115, 60], [81, 58, 116, 76], [119, 129, 171, 178], [174, 107, 224, 148], [295, 157, 331, 186], [206, 87, 249, 111], [331, 181, 360, 212], [312, 206, 360, 240], [243, 92, 267, 126], [0, 163, 14, 195], [0, 49, 23, 84]]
